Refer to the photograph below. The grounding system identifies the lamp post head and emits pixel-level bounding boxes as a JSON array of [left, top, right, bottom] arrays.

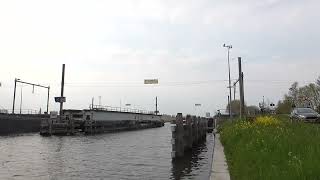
[[223, 44, 232, 49]]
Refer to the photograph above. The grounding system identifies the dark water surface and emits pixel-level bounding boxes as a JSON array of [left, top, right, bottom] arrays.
[[0, 123, 213, 180]]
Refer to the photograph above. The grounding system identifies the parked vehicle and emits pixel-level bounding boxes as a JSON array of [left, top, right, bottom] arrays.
[[290, 108, 320, 123]]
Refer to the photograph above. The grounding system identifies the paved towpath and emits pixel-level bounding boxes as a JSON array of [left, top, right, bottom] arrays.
[[210, 133, 231, 180]]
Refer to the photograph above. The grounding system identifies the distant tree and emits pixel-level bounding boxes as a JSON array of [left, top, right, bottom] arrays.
[[276, 97, 293, 114], [298, 83, 320, 108], [276, 77, 320, 113], [226, 100, 246, 115], [288, 82, 299, 105]]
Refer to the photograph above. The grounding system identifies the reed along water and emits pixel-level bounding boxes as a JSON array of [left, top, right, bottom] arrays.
[[0, 123, 214, 180]]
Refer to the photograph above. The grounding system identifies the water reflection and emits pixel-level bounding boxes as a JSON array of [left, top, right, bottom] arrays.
[[0, 124, 213, 180], [171, 134, 213, 180]]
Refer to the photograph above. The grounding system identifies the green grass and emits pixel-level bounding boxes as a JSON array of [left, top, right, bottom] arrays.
[[220, 115, 320, 180]]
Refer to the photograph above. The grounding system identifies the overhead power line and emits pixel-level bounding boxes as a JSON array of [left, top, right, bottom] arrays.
[[0, 79, 317, 88]]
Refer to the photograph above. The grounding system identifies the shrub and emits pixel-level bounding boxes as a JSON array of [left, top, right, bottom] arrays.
[[254, 116, 281, 126]]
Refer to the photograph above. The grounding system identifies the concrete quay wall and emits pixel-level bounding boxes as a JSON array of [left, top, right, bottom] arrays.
[[0, 114, 48, 135]]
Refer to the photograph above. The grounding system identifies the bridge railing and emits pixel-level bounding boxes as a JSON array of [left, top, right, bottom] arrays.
[[0, 109, 40, 115], [90, 105, 155, 115]]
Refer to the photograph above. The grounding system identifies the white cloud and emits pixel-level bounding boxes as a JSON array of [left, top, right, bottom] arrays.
[[0, 0, 319, 115]]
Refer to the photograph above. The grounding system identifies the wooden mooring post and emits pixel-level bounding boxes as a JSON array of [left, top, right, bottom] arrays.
[[171, 113, 208, 159]]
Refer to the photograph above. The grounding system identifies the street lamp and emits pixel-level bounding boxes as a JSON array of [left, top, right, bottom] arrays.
[[223, 44, 233, 119]]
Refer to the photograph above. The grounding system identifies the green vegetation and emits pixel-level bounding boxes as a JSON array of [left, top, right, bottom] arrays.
[[220, 115, 320, 180], [276, 76, 320, 114]]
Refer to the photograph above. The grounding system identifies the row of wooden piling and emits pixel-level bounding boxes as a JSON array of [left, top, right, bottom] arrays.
[[40, 119, 75, 135], [171, 113, 208, 159]]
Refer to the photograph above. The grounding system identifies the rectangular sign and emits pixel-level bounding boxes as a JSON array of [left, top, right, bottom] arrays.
[[144, 79, 158, 84], [55, 97, 66, 103], [195, 104, 201, 106]]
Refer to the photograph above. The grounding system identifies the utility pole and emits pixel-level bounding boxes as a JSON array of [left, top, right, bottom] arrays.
[[238, 57, 242, 118], [59, 64, 65, 121], [238, 57, 245, 119], [12, 78, 19, 114], [223, 44, 233, 119], [46, 86, 50, 114], [155, 96, 158, 115]]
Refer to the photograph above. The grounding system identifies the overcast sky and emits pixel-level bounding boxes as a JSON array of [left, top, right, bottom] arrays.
[[0, 0, 319, 116]]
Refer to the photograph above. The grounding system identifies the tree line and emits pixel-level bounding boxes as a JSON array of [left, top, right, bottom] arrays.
[[276, 76, 320, 114]]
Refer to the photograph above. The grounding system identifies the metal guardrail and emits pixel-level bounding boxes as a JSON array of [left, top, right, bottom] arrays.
[[0, 109, 8, 114], [90, 105, 155, 115], [0, 109, 40, 115]]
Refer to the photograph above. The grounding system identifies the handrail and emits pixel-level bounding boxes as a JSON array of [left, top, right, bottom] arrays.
[[1, 109, 40, 114], [90, 105, 155, 115]]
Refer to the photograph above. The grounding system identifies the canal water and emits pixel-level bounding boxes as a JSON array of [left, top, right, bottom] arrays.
[[0, 123, 214, 180]]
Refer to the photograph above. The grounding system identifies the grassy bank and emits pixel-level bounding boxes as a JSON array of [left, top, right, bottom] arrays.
[[220, 115, 320, 180]]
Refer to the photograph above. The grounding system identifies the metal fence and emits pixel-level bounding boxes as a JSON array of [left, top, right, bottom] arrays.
[[0, 109, 40, 115], [90, 105, 155, 115]]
